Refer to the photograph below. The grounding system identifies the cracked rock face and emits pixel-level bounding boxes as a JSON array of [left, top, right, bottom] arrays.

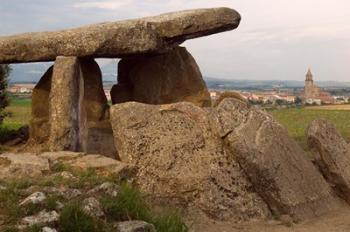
[[110, 101, 270, 221], [0, 7, 240, 64], [110, 98, 343, 221], [212, 99, 342, 221], [307, 119, 350, 203]]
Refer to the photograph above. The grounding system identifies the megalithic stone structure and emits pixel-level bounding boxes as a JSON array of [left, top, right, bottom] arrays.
[[0, 8, 241, 64], [0, 7, 241, 155], [48, 57, 85, 151]]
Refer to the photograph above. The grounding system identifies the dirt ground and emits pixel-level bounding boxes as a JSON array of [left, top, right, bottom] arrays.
[[192, 207, 350, 232]]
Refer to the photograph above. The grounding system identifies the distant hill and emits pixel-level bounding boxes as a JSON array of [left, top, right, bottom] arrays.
[[9, 60, 118, 83], [8, 63, 350, 90]]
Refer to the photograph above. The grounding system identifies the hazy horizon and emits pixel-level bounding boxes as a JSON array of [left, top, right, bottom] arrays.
[[1, 0, 350, 82]]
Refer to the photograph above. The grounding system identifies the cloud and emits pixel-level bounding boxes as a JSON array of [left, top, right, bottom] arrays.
[[72, 1, 133, 10], [2, 0, 350, 81]]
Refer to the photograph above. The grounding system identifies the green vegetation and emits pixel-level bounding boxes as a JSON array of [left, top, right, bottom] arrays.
[[152, 211, 189, 232], [0, 65, 11, 125], [101, 183, 188, 232], [270, 107, 350, 150], [0, 96, 31, 146], [2, 97, 31, 129], [59, 203, 97, 232], [101, 183, 151, 221], [0, 163, 188, 232]]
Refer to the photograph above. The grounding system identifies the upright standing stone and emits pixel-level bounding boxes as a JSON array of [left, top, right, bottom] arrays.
[[80, 59, 117, 158], [212, 98, 342, 221], [30, 66, 53, 144], [111, 46, 211, 107], [49, 57, 84, 151], [80, 59, 108, 123], [307, 119, 350, 203]]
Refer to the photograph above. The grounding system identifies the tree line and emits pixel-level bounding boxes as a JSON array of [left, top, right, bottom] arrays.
[[0, 65, 11, 124]]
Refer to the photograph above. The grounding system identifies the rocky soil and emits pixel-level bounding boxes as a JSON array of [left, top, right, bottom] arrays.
[[0, 152, 183, 232]]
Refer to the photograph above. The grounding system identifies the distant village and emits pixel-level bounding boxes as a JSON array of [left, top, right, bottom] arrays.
[[7, 69, 350, 106], [210, 69, 350, 106]]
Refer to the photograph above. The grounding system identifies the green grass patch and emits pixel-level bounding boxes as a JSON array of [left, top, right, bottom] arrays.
[[152, 210, 189, 232], [0, 164, 188, 232], [101, 182, 151, 221], [270, 107, 350, 150], [2, 97, 31, 130], [101, 183, 188, 232], [59, 202, 98, 232]]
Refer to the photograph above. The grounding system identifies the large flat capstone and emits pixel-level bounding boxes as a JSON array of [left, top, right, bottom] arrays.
[[0, 7, 240, 64]]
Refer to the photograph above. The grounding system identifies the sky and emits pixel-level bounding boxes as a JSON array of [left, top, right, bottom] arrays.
[[1, 0, 350, 81]]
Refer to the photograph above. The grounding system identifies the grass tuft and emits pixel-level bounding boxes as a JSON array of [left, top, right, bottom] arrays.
[[101, 182, 151, 221], [152, 210, 189, 232], [59, 202, 97, 232]]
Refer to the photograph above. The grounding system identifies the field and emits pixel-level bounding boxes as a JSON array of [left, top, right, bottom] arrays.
[[270, 107, 350, 150], [2, 97, 32, 130], [1, 98, 350, 151], [306, 104, 350, 110]]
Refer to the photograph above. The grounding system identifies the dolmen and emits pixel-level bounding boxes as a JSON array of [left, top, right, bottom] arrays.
[[0, 8, 241, 156], [1, 8, 349, 223]]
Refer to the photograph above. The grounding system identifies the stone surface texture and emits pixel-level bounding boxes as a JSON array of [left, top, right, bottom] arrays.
[[306, 119, 350, 203], [0, 153, 50, 179], [110, 99, 343, 221], [110, 101, 270, 221], [30, 57, 116, 157], [212, 99, 342, 221], [116, 221, 156, 232], [30, 66, 53, 143], [0, 8, 241, 64], [48, 56, 83, 151], [111, 46, 211, 107], [21, 210, 59, 227]]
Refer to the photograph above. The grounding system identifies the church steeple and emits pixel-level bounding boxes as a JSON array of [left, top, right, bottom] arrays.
[[305, 68, 313, 81]]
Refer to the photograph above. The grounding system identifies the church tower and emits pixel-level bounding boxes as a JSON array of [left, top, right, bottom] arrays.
[[305, 68, 313, 84], [304, 68, 317, 99]]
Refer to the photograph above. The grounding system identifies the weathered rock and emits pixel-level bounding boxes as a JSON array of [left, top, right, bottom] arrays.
[[111, 46, 211, 107], [85, 122, 117, 159], [110, 83, 132, 104], [110, 102, 270, 221], [83, 197, 104, 218], [21, 210, 59, 227], [66, 154, 135, 178], [80, 58, 116, 157], [88, 182, 119, 197], [30, 67, 53, 144], [42, 227, 57, 232], [49, 56, 84, 151], [80, 58, 108, 123], [20, 192, 46, 206], [39, 151, 84, 163], [42, 186, 82, 200], [212, 98, 342, 220], [116, 221, 156, 232], [0, 8, 240, 64], [0, 153, 49, 179], [39, 151, 134, 178], [306, 119, 350, 203], [30, 58, 116, 157], [54, 171, 77, 180]]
